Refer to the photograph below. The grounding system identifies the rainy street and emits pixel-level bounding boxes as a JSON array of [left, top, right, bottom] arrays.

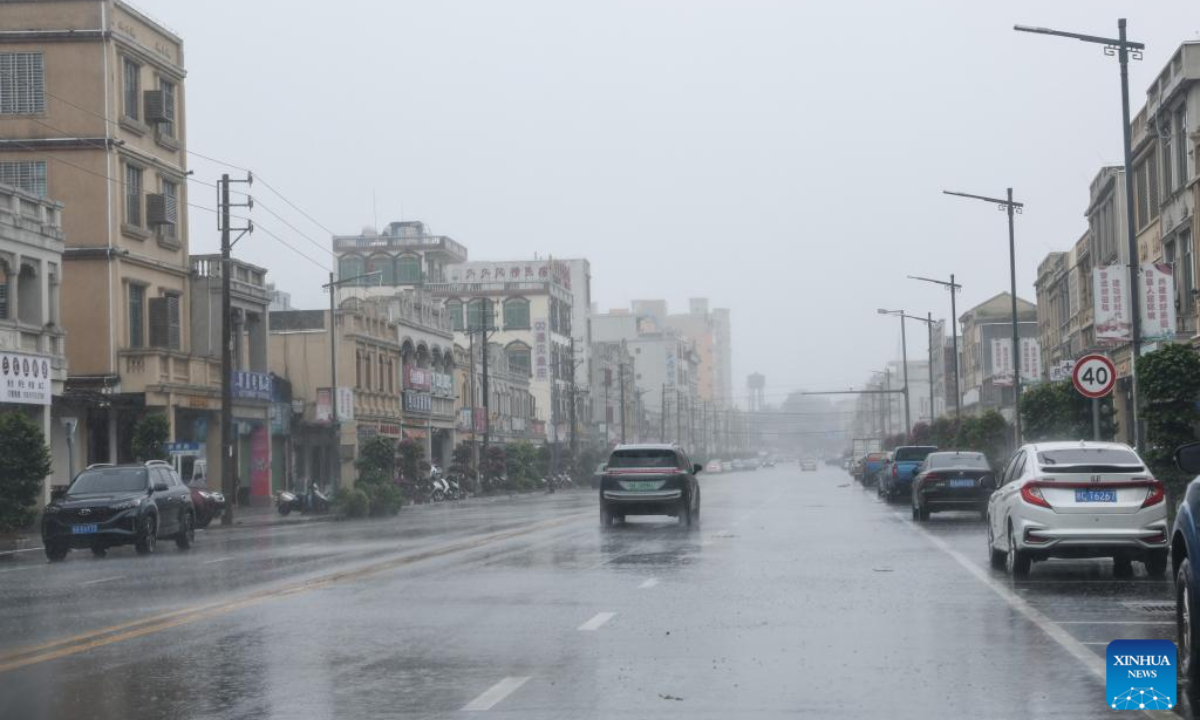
[[0, 463, 1187, 720]]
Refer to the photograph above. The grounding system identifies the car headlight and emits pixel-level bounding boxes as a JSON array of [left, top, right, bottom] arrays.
[[113, 498, 144, 511]]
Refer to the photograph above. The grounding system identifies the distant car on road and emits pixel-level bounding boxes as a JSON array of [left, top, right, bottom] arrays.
[[42, 461, 196, 561], [1171, 441, 1200, 682], [800, 460, 817, 472], [879, 446, 938, 502], [987, 442, 1166, 579], [861, 452, 889, 487], [910, 451, 995, 521], [721, 460, 734, 472], [705, 460, 723, 473], [598, 444, 701, 528]]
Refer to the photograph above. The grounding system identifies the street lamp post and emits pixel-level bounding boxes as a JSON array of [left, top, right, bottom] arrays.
[[943, 188, 1024, 447], [877, 309, 912, 436], [909, 274, 963, 420], [1014, 19, 1144, 452], [886, 312, 938, 426]]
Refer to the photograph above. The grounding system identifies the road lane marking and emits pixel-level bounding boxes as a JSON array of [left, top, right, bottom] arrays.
[[895, 512, 1176, 720], [0, 547, 44, 556], [638, 578, 659, 589], [0, 512, 588, 673], [0, 565, 39, 575], [201, 556, 234, 565], [461, 676, 531, 711], [1053, 620, 1174, 625], [578, 612, 616, 631], [80, 576, 124, 586]]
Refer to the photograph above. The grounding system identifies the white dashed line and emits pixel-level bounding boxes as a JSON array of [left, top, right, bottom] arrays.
[[81, 575, 125, 586], [1053, 620, 1174, 625], [578, 612, 616, 631], [201, 556, 234, 565], [461, 676, 531, 711], [638, 578, 659, 589]]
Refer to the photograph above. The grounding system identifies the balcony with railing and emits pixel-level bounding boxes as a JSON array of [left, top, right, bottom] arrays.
[[191, 255, 270, 304], [332, 233, 468, 262], [119, 348, 221, 395]]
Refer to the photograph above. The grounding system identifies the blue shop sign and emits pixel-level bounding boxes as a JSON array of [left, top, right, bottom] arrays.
[[232, 371, 273, 402]]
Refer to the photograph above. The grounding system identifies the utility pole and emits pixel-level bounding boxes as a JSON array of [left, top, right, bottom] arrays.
[[910, 274, 963, 420], [702, 402, 709, 458], [218, 173, 252, 526], [689, 398, 696, 451], [676, 389, 682, 447], [661, 383, 667, 442], [469, 330, 478, 486], [618, 361, 626, 444], [568, 337, 578, 462]]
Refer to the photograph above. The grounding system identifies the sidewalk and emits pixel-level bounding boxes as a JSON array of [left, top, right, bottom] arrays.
[[212, 504, 338, 529]]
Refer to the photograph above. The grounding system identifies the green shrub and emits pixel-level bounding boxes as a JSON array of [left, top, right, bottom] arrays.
[[334, 487, 370, 518], [0, 412, 52, 533], [366, 482, 403, 517]]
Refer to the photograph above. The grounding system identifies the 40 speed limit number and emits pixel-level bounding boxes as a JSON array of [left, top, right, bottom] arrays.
[[1071, 354, 1117, 399]]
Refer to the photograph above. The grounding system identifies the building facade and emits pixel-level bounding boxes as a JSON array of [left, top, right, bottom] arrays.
[[334, 220, 468, 288], [958, 293, 1039, 422], [0, 183, 66, 501], [0, 1, 200, 467], [591, 339, 636, 445]]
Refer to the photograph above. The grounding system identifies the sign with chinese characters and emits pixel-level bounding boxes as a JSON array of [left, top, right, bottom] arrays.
[[457, 407, 473, 432], [990, 338, 1014, 386], [432, 372, 454, 398], [447, 260, 572, 290], [1141, 263, 1176, 341], [534, 317, 549, 381], [316, 387, 354, 423], [403, 390, 432, 413], [269, 402, 291, 435], [0, 350, 51, 405], [1019, 338, 1041, 382], [315, 388, 332, 423], [405, 366, 431, 391], [1048, 360, 1075, 383], [232, 370, 273, 402], [1094, 265, 1132, 344]]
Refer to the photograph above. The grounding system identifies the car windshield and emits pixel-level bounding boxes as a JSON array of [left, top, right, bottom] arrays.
[[1038, 448, 1143, 467], [607, 450, 678, 469], [927, 453, 990, 470], [68, 468, 148, 495], [894, 447, 937, 462]]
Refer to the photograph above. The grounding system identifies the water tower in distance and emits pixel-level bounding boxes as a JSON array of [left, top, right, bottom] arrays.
[[747, 373, 766, 412]]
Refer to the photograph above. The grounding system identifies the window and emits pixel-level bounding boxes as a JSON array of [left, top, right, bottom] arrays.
[[395, 255, 421, 283], [159, 79, 176, 137], [147, 293, 181, 350], [1176, 108, 1188, 194], [1181, 230, 1195, 316], [128, 284, 145, 347], [159, 179, 178, 241], [125, 164, 143, 227], [503, 298, 530, 329], [446, 301, 464, 331], [467, 299, 492, 330], [367, 254, 394, 285], [608, 448, 678, 469], [123, 58, 140, 120], [0, 52, 44, 114], [166, 293, 181, 350], [1162, 120, 1174, 193], [338, 255, 364, 282], [507, 343, 531, 377], [0, 161, 46, 196], [355, 350, 362, 388], [0, 259, 8, 319]]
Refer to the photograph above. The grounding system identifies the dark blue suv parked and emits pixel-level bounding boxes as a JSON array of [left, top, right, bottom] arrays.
[[1170, 442, 1200, 682]]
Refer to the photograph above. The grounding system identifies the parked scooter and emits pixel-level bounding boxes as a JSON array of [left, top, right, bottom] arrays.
[[276, 483, 331, 516]]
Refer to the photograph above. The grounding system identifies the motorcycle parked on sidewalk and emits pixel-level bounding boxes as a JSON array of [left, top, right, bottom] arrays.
[[276, 484, 331, 516]]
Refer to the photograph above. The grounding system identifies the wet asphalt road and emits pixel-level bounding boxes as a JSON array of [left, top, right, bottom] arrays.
[[0, 464, 1191, 719]]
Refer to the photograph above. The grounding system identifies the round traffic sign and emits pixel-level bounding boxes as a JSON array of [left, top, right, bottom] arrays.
[[1072, 354, 1117, 399]]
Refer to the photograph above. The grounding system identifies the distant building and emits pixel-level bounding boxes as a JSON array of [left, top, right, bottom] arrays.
[[267, 283, 292, 312], [958, 293, 1038, 422], [333, 221, 468, 288], [591, 340, 636, 445]]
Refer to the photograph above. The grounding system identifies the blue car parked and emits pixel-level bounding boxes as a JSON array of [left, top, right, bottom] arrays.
[[1171, 441, 1200, 682], [878, 446, 938, 502]]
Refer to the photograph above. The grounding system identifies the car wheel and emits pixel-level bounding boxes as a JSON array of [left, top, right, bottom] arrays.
[[1006, 524, 1030, 578], [91, 546, 107, 558], [1113, 555, 1134, 578], [987, 518, 1006, 569], [175, 511, 194, 550], [911, 499, 920, 521], [679, 498, 694, 528], [44, 543, 68, 562], [917, 503, 929, 521], [1144, 550, 1168, 578], [135, 516, 157, 555], [1178, 559, 1200, 684]]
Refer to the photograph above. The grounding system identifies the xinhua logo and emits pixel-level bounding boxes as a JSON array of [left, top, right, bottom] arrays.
[[1106, 639, 1176, 710]]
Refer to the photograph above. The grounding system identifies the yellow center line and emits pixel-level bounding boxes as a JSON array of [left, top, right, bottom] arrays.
[[0, 512, 587, 674]]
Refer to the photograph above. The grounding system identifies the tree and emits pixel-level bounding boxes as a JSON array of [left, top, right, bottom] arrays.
[[908, 421, 932, 445], [396, 439, 425, 482], [955, 411, 1012, 471], [0, 412, 52, 533], [1020, 381, 1115, 442], [355, 436, 396, 485], [1137, 343, 1200, 503], [481, 445, 507, 488], [928, 417, 960, 449], [130, 413, 170, 462]]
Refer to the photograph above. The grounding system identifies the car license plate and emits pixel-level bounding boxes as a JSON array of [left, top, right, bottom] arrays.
[[948, 478, 975, 488], [71, 524, 98, 535], [622, 481, 661, 491], [1075, 489, 1117, 503]]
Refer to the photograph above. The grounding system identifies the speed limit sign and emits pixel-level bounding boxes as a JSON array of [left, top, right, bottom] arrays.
[[1072, 354, 1117, 399]]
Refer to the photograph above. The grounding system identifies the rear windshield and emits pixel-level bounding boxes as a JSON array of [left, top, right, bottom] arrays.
[[895, 447, 937, 462], [927, 453, 989, 470], [69, 468, 148, 495], [607, 450, 679, 469], [1037, 448, 1143, 472]]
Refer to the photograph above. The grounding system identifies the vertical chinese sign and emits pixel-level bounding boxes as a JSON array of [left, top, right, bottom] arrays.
[[1094, 265, 1132, 344]]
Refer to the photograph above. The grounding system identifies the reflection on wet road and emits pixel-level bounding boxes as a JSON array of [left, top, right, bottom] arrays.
[[0, 465, 1191, 719]]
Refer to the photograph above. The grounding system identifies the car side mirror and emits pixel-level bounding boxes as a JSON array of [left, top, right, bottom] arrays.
[[693, 463, 702, 474], [1177, 442, 1200, 475], [980, 475, 997, 490], [50, 485, 68, 500], [152, 482, 169, 493]]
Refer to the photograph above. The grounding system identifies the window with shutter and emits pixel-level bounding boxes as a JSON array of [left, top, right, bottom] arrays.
[[166, 294, 181, 349], [0, 53, 45, 115], [148, 297, 168, 348], [128, 284, 145, 347]]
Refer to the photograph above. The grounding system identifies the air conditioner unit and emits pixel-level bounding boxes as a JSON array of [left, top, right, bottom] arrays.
[[142, 90, 174, 124], [145, 193, 177, 226]]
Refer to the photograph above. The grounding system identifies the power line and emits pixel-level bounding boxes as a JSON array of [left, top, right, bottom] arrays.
[[254, 175, 339, 237], [254, 197, 334, 261]]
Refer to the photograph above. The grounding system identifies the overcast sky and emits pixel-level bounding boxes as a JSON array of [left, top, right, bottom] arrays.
[[135, 0, 1197, 406]]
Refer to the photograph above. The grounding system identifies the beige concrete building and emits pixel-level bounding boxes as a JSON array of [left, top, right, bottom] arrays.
[[0, 1, 198, 466]]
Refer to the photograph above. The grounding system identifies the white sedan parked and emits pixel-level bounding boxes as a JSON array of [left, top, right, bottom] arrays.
[[986, 441, 1168, 579]]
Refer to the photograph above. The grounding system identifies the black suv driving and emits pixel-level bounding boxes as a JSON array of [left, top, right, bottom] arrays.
[[42, 461, 196, 561], [598, 444, 701, 528]]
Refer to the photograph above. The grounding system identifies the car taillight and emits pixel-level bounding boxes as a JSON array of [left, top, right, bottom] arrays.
[[1141, 480, 1165, 508], [920, 473, 942, 486], [1020, 483, 1051, 508], [892, 465, 898, 478]]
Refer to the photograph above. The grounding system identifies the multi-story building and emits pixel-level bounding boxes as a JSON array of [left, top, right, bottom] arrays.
[[432, 263, 573, 445], [453, 341, 535, 445], [334, 220, 468, 287], [958, 293, 1038, 423], [266, 283, 292, 312], [1034, 251, 1070, 379], [0, 182, 66, 501], [269, 297, 407, 489], [0, 1, 199, 467], [591, 340, 636, 445], [189, 255, 275, 503]]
